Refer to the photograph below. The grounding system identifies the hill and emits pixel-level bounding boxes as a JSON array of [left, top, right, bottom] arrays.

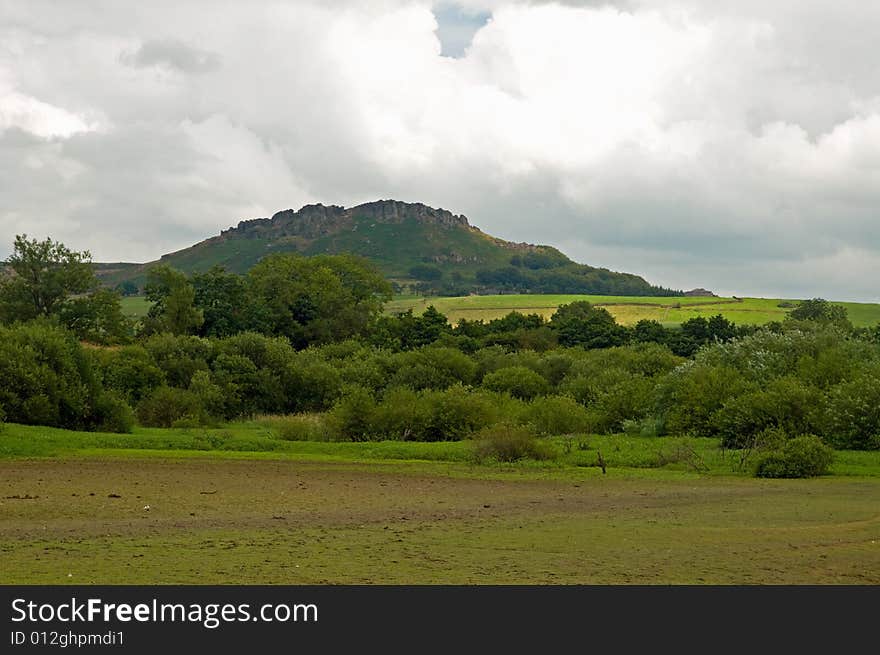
[[94, 199, 679, 296]]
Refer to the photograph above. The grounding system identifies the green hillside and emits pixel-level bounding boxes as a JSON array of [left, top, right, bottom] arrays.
[[94, 199, 678, 296]]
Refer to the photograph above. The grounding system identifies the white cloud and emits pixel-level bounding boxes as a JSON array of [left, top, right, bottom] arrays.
[[0, 0, 879, 301], [0, 88, 96, 138]]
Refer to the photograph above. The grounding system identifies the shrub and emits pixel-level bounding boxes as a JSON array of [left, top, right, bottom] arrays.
[[370, 387, 432, 440], [754, 435, 834, 478], [329, 386, 376, 441], [590, 375, 655, 434], [389, 347, 477, 391], [96, 345, 165, 404], [287, 361, 344, 412], [815, 374, 880, 450], [472, 423, 553, 463], [716, 377, 821, 449], [136, 386, 206, 427], [92, 392, 136, 433], [481, 366, 550, 400], [188, 371, 227, 420], [422, 385, 497, 441], [142, 333, 211, 388], [0, 321, 99, 429], [659, 364, 757, 438], [524, 395, 591, 435]]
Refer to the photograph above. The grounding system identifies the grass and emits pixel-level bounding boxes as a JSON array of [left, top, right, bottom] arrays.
[[2, 422, 879, 584], [387, 294, 880, 327], [119, 295, 151, 319], [120, 292, 880, 327], [2, 421, 879, 477], [1, 455, 878, 584]]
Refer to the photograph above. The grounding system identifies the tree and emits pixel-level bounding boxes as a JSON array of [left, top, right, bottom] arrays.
[[57, 287, 132, 344], [787, 298, 850, 326], [141, 264, 204, 336], [192, 266, 257, 337], [632, 319, 668, 344], [0, 235, 96, 322], [247, 253, 391, 348], [550, 301, 626, 349], [114, 280, 139, 297]]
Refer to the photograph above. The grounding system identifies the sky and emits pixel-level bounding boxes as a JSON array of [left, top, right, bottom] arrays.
[[1, 0, 879, 301]]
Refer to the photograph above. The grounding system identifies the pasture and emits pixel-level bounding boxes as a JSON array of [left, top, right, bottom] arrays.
[[119, 293, 880, 327], [1, 422, 879, 584], [386, 294, 880, 327]]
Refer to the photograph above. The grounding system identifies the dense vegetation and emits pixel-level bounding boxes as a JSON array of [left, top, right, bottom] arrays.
[[2, 236, 879, 478]]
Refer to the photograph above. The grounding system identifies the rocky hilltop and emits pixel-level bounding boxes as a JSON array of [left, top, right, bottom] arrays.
[[95, 199, 679, 297], [224, 200, 471, 241]]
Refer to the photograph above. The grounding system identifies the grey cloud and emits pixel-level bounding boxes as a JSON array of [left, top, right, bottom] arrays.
[[120, 38, 221, 73], [1, 0, 879, 302]]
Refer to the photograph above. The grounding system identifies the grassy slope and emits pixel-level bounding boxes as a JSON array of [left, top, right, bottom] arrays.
[[96, 212, 659, 294], [1, 422, 879, 584], [304, 217, 520, 279]]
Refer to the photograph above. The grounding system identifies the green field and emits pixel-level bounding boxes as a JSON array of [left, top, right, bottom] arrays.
[[119, 295, 151, 319], [1, 422, 879, 584], [386, 294, 880, 327], [119, 293, 880, 327]]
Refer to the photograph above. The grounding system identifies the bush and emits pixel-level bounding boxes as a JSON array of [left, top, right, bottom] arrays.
[[136, 386, 206, 427], [142, 333, 211, 388], [754, 435, 833, 478], [96, 345, 165, 404], [188, 370, 227, 419], [716, 377, 821, 449], [388, 347, 477, 391], [328, 386, 376, 441], [815, 374, 880, 449], [590, 375, 655, 434], [472, 423, 553, 463], [92, 392, 135, 433], [0, 321, 99, 429], [481, 366, 550, 400], [369, 387, 432, 440], [524, 395, 591, 435], [287, 361, 344, 412], [422, 386, 497, 441]]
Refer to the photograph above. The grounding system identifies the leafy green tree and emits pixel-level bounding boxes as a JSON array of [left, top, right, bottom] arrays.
[[550, 301, 626, 349], [57, 288, 132, 344], [481, 366, 550, 400], [0, 235, 96, 321], [114, 280, 139, 297], [95, 345, 166, 404], [814, 374, 880, 450], [141, 264, 204, 336], [0, 321, 100, 429], [787, 298, 850, 327], [370, 306, 451, 349], [192, 266, 257, 337], [247, 253, 391, 348], [632, 319, 668, 344]]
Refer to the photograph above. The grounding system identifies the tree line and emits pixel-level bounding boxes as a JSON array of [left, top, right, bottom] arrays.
[[1, 235, 878, 468]]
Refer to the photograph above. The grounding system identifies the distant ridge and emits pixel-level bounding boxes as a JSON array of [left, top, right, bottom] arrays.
[[95, 199, 681, 297]]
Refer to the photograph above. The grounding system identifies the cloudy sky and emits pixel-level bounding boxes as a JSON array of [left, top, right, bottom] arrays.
[[2, 0, 879, 300]]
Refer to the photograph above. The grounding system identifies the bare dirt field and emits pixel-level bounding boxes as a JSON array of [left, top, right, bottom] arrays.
[[2, 457, 879, 584]]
